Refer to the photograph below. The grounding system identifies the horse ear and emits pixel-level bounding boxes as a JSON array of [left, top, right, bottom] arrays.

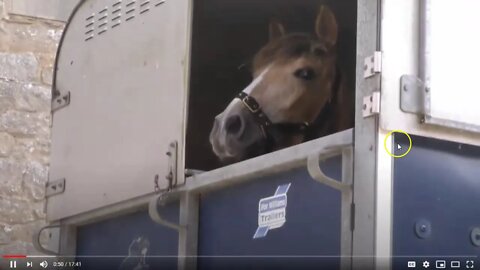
[[269, 18, 286, 41], [314, 5, 338, 49]]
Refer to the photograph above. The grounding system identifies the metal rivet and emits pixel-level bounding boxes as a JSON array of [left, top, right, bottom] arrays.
[[415, 219, 432, 239]]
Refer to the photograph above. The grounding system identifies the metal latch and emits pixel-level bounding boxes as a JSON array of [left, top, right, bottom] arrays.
[[45, 178, 66, 198], [364, 51, 382, 78], [51, 90, 70, 112], [362, 91, 380, 118], [155, 141, 178, 192]]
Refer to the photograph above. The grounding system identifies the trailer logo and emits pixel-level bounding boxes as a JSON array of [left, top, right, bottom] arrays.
[[253, 183, 291, 239]]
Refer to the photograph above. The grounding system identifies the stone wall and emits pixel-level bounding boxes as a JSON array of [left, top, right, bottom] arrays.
[[0, 0, 65, 254]]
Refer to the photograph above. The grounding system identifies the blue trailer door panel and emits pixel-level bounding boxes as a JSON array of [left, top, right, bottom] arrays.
[[198, 157, 345, 270], [76, 203, 179, 270], [393, 135, 480, 269]]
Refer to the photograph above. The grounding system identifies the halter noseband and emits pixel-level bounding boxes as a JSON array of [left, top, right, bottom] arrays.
[[236, 92, 310, 140], [235, 65, 342, 149]]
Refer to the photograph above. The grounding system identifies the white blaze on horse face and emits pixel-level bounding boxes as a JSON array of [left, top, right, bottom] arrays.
[[242, 65, 271, 95], [217, 65, 272, 124], [211, 65, 272, 158]]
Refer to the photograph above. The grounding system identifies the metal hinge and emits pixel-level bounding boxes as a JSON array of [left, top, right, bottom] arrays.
[[51, 90, 71, 113], [45, 178, 66, 198], [350, 203, 355, 231], [362, 91, 380, 118], [364, 51, 382, 78]]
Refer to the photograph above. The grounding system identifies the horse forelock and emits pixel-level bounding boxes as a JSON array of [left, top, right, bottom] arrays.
[[252, 33, 335, 72]]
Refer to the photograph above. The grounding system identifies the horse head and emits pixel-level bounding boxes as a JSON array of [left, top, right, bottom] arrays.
[[210, 5, 347, 162]]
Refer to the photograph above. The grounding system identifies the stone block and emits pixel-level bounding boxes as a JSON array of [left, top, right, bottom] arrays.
[[11, 137, 50, 165], [41, 66, 53, 85], [0, 158, 23, 196], [0, 220, 47, 244], [0, 53, 39, 82], [0, 111, 50, 137], [23, 161, 48, 201], [0, 132, 15, 157], [0, 197, 37, 223], [0, 79, 51, 112]]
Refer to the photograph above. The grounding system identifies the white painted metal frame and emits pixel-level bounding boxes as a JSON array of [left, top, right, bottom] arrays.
[[352, 0, 382, 270]]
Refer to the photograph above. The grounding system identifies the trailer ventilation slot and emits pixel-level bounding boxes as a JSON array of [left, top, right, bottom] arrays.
[[84, 0, 165, 42]]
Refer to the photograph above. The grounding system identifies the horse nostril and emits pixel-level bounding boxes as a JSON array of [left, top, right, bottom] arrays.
[[225, 115, 243, 136]]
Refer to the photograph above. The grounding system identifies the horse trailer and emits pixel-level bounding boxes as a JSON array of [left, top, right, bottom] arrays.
[[33, 0, 480, 269]]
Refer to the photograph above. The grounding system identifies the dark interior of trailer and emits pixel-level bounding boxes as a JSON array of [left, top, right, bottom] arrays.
[[186, 0, 357, 171]]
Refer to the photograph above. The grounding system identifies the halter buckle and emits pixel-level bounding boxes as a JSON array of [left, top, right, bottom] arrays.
[[240, 95, 260, 113]]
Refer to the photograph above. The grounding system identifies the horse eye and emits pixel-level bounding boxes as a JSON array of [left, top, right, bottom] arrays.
[[294, 68, 315, 81]]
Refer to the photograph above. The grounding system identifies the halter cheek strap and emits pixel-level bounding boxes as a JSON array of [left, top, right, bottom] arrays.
[[236, 65, 342, 148], [236, 92, 310, 140]]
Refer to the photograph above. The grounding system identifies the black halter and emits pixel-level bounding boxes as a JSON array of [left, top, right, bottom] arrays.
[[236, 66, 342, 150], [237, 92, 309, 139]]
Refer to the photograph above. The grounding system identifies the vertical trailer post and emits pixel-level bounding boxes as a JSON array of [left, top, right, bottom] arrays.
[[353, 0, 382, 269], [177, 192, 199, 270]]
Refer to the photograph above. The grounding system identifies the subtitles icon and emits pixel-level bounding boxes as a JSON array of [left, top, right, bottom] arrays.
[[435, 260, 446, 269], [408, 261, 416, 268]]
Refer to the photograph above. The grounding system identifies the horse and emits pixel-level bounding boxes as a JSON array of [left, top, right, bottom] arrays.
[[209, 5, 353, 163]]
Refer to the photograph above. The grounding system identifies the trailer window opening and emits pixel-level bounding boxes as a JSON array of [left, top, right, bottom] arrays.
[[185, 0, 357, 171]]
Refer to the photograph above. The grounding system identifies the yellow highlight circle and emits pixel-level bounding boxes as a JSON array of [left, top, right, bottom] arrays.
[[384, 130, 412, 158]]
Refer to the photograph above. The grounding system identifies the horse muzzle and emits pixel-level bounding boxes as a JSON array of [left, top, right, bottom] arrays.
[[209, 102, 266, 162]]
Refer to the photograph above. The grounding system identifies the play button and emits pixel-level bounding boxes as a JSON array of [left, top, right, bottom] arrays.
[[383, 130, 412, 158]]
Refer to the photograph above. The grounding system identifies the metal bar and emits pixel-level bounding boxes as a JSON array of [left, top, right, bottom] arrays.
[[307, 146, 352, 192], [307, 144, 354, 270], [58, 224, 77, 256], [57, 132, 352, 227], [353, 0, 381, 269], [59, 194, 152, 225], [181, 129, 353, 195], [149, 194, 184, 231], [375, 129, 394, 270], [33, 224, 61, 255], [340, 147, 354, 270], [177, 192, 199, 270]]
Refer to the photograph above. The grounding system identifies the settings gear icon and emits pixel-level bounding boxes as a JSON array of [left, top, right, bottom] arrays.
[[422, 261, 430, 268]]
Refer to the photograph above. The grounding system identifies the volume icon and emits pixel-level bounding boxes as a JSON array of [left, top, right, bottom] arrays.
[[40, 261, 48, 268]]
